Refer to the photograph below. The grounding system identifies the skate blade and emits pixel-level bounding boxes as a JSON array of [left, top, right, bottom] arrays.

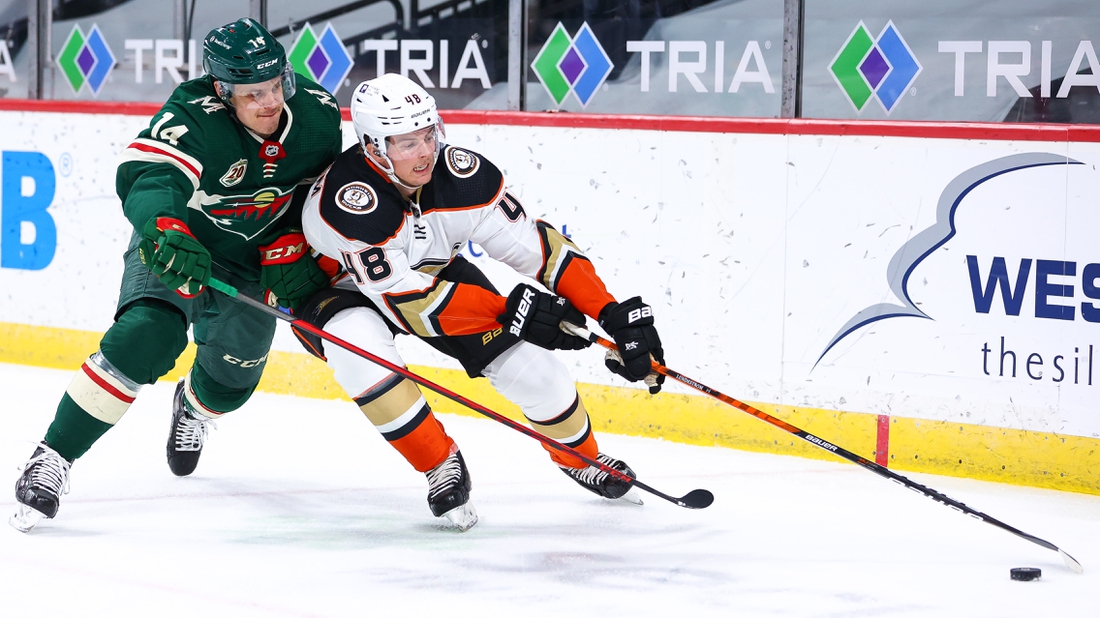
[[9, 504, 46, 533], [618, 488, 644, 506], [440, 502, 478, 532]]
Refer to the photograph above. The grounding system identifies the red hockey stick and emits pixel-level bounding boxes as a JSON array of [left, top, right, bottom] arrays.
[[207, 277, 713, 509]]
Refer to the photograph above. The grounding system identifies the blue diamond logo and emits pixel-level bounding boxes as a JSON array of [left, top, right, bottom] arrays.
[[830, 20, 921, 114], [531, 22, 614, 109], [289, 23, 353, 94]]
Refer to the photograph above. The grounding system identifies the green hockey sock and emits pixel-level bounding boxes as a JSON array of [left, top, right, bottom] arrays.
[[44, 394, 114, 461]]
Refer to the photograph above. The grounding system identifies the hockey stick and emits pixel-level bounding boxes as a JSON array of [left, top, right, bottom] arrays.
[[562, 322, 1084, 573], [206, 278, 713, 510]]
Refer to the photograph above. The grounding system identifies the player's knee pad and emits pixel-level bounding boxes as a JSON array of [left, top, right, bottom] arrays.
[[100, 299, 188, 384], [321, 306, 454, 472], [186, 363, 257, 415], [485, 344, 595, 467], [484, 343, 579, 421], [324, 306, 406, 397]]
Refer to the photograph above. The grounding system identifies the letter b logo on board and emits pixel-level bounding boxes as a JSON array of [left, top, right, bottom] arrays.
[[2, 151, 57, 270]]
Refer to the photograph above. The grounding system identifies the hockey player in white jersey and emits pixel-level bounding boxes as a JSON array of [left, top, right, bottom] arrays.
[[298, 73, 665, 530]]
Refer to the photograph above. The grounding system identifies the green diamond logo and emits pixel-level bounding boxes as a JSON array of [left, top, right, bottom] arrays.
[[288, 22, 354, 94], [56, 24, 116, 96], [530, 22, 613, 108], [830, 21, 922, 114]]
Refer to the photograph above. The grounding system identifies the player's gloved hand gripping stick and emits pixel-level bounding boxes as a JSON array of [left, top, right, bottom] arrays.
[[560, 322, 1084, 574], [138, 217, 211, 298], [598, 297, 665, 394], [258, 230, 330, 310], [205, 277, 713, 510]]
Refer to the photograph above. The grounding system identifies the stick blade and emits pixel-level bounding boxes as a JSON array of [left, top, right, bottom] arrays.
[[678, 489, 714, 509], [1061, 549, 1084, 574]]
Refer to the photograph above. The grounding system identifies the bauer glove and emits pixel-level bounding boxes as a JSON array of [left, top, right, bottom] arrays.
[[499, 283, 592, 351], [138, 217, 211, 298], [599, 297, 665, 394], [259, 230, 330, 310]]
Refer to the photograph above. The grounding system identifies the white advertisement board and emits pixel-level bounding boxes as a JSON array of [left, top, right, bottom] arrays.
[[2, 107, 1098, 442]]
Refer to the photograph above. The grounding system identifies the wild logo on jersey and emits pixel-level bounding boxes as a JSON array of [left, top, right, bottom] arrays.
[[199, 187, 295, 240]]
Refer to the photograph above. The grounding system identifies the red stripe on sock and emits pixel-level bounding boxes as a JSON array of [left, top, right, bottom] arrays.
[[81, 363, 136, 404]]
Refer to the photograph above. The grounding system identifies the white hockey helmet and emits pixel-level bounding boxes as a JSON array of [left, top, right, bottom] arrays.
[[350, 73, 445, 186]]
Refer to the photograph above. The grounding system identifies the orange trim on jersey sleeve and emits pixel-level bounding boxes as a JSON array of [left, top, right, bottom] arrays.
[[434, 283, 508, 336], [554, 259, 616, 320]]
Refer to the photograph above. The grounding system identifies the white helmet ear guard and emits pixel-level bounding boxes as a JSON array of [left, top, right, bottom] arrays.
[[350, 73, 445, 186]]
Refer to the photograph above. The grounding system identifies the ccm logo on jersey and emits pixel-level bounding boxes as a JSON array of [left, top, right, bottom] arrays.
[[337, 181, 378, 214], [509, 287, 536, 336], [628, 307, 652, 323]]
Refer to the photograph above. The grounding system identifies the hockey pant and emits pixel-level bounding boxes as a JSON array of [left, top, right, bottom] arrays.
[[44, 236, 277, 461], [324, 306, 599, 472]]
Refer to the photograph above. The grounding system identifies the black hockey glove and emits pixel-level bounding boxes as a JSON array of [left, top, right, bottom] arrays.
[[499, 284, 592, 351], [599, 297, 665, 394], [259, 231, 330, 310]]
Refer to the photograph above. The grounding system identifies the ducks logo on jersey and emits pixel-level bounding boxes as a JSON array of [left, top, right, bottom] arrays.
[[445, 147, 480, 178], [336, 181, 378, 214]]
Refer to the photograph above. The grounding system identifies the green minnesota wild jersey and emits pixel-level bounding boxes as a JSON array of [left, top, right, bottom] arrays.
[[117, 74, 343, 281]]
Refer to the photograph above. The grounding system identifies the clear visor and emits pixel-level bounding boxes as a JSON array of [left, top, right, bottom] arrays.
[[218, 63, 296, 110], [384, 120, 446, 161]]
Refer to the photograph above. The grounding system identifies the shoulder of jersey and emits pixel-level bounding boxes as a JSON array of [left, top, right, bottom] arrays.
[[168, 78, 232, 123], [317, 147, 406, 245], [288, 74, 342, 122], [145, 79, 235, 148], [425, 146, 503, 213]]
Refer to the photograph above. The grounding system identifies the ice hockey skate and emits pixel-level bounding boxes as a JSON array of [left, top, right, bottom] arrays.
[[167, 379, 215, 477], [561, 452, 644, 505], [426, 448, 477, 531], [10, 442, 72, 532]]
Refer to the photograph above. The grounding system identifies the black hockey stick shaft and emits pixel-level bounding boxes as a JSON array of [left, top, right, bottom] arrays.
[[564, 323, 1082, 573], [207, 278, 713, 510]]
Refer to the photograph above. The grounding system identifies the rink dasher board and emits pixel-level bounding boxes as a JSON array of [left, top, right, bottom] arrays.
[[1, 103, 1098, 494]]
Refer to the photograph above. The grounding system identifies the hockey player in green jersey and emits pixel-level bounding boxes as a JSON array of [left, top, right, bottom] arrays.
[[10, 18, 343, 532]]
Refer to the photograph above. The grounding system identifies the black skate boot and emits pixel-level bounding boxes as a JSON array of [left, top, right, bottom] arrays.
[[167, 379, 214, 477], [560, 453, 642, 503], [10, 442, 72, 532], [426, 449, 477, 531]]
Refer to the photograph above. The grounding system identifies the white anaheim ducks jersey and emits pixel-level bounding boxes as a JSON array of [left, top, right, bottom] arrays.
[[302, 143, 616, 337]]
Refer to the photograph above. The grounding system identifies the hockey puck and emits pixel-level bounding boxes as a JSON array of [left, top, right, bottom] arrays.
[[1010, 567, 1041, 581]]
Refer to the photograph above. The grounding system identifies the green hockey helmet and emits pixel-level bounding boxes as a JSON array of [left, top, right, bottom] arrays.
[[203, 18, 295, 106]]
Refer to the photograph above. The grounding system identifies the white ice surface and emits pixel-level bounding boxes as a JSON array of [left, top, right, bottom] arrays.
[[1, 362, 1098, 617]]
